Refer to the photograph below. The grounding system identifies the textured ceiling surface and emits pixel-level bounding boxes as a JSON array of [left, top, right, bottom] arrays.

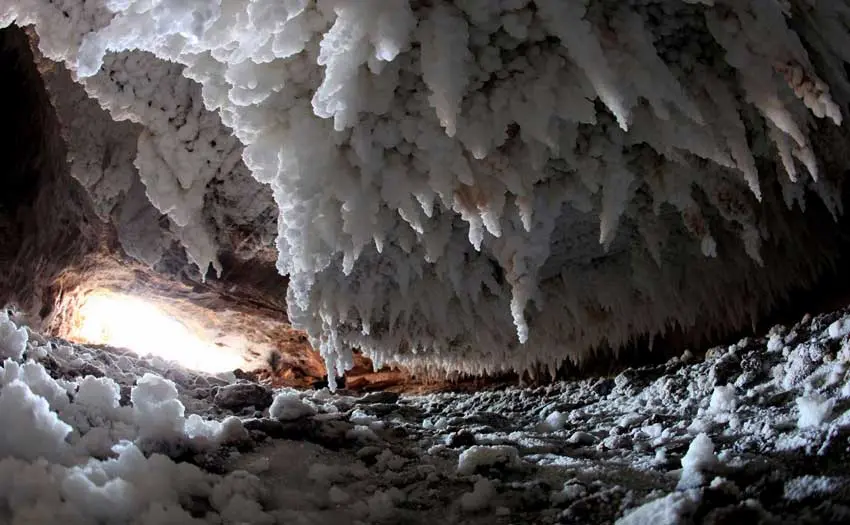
[[2, 1, 850, 384]]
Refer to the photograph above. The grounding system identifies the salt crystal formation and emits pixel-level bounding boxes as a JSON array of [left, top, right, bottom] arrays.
[[3, 1, 850, 382], [3, 305, 850, 522]]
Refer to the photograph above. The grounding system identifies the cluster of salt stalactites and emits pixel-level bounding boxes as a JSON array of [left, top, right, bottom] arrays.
[[3, 0, 850, 385]]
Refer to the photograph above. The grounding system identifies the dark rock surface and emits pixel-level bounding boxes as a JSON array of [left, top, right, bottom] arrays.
[[213, 382, 273, 411]]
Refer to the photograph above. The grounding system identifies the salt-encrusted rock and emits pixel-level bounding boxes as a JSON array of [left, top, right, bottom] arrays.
[[0, 311, 27, 360], [448, 430, 477, 448], [243, 417, 354, 450], [213, 383, 273, 411], [357, 391, 400, 405], [269, 391, 317, 421], [567, 431, 597, 446], [457, 445, 522, 476]]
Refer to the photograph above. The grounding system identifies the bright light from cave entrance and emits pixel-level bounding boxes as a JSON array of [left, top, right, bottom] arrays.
[[72, 291, 244, 374]]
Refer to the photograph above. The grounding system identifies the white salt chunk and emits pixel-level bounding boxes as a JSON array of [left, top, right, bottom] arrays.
[[708, 385, 737, 414], [677, 433, 716, 489], [457, 445, 521, 475], [616, 490, 700, 525], [796, 395, 834, 428], [269, 391, 316, 421], [0, 311, 27, 360], [827, 317, 850, 339]]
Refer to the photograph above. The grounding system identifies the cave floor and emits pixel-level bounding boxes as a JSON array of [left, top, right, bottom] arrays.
[[3, 305, 850, 524]]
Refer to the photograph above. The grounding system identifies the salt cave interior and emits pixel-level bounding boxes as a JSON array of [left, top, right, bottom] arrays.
[[3, 0, 850, 523]]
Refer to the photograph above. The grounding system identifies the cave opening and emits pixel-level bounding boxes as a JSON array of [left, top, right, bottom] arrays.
[[67, 289, 245, 374], [0, 23, 329, 387]]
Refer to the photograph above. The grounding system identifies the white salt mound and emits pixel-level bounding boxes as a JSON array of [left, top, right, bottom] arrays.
[[270, 392, 316, 421], [616, 491, 700, 525], [708, 385, 737, 414], [678, 433, 716, 489], [0, 380, 71, 462], [0, 312, 27, 361], [131, 373, 186, 442], [457, 445, 521, 476], [784, 476, 846, 501], [796, 395, 835, 429], [75, 376, 121, 412], [827, 317, 850, 340], [542, 410, 567, 431]]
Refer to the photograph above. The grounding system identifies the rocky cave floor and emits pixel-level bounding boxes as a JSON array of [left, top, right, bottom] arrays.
[[3, 305, 850, 524]]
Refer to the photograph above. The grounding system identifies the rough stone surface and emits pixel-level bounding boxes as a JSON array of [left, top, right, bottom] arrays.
[[6, 305, 850, 524], [213, 382, 273, 411], [356, 392, 401, 405]]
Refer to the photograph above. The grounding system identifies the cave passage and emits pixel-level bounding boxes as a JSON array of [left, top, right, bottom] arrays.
[[67, 289, 245, 374], [0, 4, 850, 522]]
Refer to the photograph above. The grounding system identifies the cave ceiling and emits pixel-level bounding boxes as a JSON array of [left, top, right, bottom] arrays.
[[2, 1, 850, 386]]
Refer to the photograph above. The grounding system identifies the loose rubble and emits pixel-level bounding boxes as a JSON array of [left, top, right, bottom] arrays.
[[2, 304, 850, 523]]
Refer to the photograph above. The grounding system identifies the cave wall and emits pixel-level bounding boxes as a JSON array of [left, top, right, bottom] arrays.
[[0, 25, 110, 321], [0, 25, 321, 382], [0, 25, 405, 389]]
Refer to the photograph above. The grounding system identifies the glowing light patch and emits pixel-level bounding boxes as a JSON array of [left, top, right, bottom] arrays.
[[70, 291, 244, 374]]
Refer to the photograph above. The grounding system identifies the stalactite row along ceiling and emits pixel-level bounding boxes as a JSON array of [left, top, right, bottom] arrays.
[[4, 0, 850, 385]]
